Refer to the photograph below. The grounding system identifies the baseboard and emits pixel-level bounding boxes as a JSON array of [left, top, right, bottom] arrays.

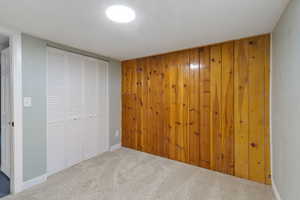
[[22, 174, 47, 191], [110, 143, 121, 151], [272, 181, 282, 200]]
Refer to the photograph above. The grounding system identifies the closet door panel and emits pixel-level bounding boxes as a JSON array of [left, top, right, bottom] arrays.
[[84, 58, 98, 116], [67, 53, 83, 116], [64, 53, 84, 167], [47, 123, 65, 174], [83, 118, 99, 159], [47, 51, 66, 123], [47, 48, 67, 174], [64, 119, 83, 167], [97, 61, 108, 117], [83, 58, 100, 159], [97, 60, 109, 153]]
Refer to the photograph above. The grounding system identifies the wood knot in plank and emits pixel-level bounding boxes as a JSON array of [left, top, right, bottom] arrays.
[[250, 142, 257, 148], [194, 131, 200, 136]]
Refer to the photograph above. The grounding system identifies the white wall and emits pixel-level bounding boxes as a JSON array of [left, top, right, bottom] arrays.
[[108, 60, 121, 146], [22, 34, 47, 181], [272, 0, 300, 199]]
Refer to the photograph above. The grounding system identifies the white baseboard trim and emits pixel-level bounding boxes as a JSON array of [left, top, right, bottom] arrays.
[[272, 182, 282, 200], [110, 143, 121, 151], [22, 174, 47, 191]]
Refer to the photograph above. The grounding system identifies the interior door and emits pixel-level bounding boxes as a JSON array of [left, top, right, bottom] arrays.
[[47, 48, 67, 175], [1, 48, 11, 178], [64, 52, 84, 167]]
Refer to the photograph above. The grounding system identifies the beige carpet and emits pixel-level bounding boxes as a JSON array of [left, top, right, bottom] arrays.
[[4, 148, 274, 200]]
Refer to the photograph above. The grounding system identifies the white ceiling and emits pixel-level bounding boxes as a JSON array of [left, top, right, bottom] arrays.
[[0, 0, 289, 60]]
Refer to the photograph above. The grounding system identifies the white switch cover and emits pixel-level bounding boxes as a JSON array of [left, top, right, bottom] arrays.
[[115, 130, 120, 137], [24, 97, 32, 107]]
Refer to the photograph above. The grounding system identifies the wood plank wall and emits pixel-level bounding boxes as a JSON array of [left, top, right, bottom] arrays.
[[121, 34, 271, 184]]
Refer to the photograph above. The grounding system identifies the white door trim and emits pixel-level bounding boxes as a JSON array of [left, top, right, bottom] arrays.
[[22, 174, 47, 191], [0, 25, 23, 194], [1, 47, 12, 178]]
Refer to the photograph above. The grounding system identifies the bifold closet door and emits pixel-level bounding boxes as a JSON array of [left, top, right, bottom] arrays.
[[83, 59, 109, 157], [97, 60, 109, 154], [47, 48, 67, 174], [47, 47, 109, 175], [83, 58, 100, 159], [64, 52, 84, 168]]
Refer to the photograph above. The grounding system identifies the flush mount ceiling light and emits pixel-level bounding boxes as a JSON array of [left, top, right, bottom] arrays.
[[106, 5, 135, 23]]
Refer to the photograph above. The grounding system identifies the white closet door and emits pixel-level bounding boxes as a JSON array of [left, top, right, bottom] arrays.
[[64, 52, 84, 167], [47, 48, 67, 175], [47, 47, 109, 174], [97, 60, 109, 154], [83, 58, 99, 159]]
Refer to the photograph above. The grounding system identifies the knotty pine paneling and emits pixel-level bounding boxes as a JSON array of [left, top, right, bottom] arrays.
[[210, 45, 223, 172], [199, 47, 211, 169], [221, 42, 235, 175], [234, 35, 271, 184], [264, 35, 271, 185], [188, 49, 200, 166], [248, 36, 267, 183], [121, 34, 271, 184]]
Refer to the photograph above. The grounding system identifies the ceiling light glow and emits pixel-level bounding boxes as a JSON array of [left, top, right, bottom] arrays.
[[106, 5, 135, 23]]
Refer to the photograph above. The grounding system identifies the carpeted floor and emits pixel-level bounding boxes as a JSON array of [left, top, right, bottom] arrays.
[[3, 148, 274, 200]]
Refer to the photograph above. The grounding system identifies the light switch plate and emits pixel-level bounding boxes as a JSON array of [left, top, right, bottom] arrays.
[[115, 130, 120, 137], [24, 97, 32, 107]]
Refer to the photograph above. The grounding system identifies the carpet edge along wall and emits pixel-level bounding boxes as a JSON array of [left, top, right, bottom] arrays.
[[121, 34, 271, 184]]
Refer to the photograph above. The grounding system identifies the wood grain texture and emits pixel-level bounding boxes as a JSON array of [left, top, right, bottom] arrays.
[[221, 42, 234, 175], [264, 35, 271, 184], [248, 36, 266, 183], [166, 53, 178, 160], [188, 49, 200, 165], [199, 47, 211, 169], [233, 35, 271, 184], [234, 38, 250, 179], [175, 51, 190, 162], [121, 34, 270, 184], [136, 59, 143, 151], [210, 45, 222, 172], [122, 60, 138, 149]]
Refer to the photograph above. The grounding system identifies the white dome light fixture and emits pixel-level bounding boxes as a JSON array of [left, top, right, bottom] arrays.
[[106, 5, 135, 23]]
